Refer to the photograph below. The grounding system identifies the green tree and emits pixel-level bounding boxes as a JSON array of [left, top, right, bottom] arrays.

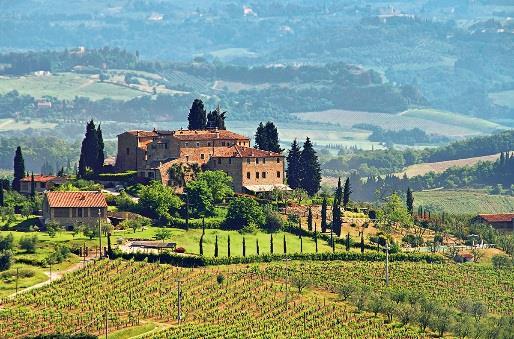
[[0, 250, 13, 271], [227, 235, 231, 257], [0, 185, 4, 207], [406, 187, 414, 215], [96, 124, 105, 173], [321, 197, 328, 233], [345, 233, 351, 251], [378, 193, 414, 234], [256, 239, 260, 255], [78, 120, 100, 178], [185, 179, 214, 217], [335, 178, 343, 205], [343, 177, 352, 209], [224, 196, 265, 230], [188, 99, 207, 130], [242, 236, 246, 257], [154, 228, 172, 242], [138, 181, 182, 223], [195, 171, 233, 203], [12, 146, 25, 192], [286, 139, 302, 189], [19, 235, 38, 253], [214, 235, 219, 257], [270, 233, 274, 254], [199, 234, 204, 256], [206, 105, 226, 130], [332, 197, 342, 237], [255, 121, 282, 153], [0, 233, 14, 251], [307, 207, 313, 231], [299, 137, 321, 195]]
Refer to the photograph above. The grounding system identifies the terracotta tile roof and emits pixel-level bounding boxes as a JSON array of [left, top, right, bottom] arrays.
[[478, 214, 514, 223], [212, 146, 282, 158], [172, 129, 249, 141], [123, 130, 159, 138], [21, 175, 58, 183], [45, 191, 108, 208]]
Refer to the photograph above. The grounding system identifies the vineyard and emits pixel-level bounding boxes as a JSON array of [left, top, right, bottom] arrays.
[[0, 259, 512, 338]]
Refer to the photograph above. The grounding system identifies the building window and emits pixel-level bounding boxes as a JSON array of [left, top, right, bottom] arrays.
[[228, 158, 232, 164], [185, 142, 189, 147], [126, 148, 130, 155], [201, 154, 205, 160], [277, 171, 281, 178], [262, 172, 266, 178], [256, 172, 260, 179], [148, 172, 155, 178], [263, 158, 266, 164], [256, 158, 259, 164], [208, 142, 211, 147], [247, 172, 251, 179], [186, 156, 189, 162], [222, 141, 226, 146], [78, 208, 83, 217], [277, 157, 280, 163], [164, 143, 168, 149], [196, 142, 200, 147], [247, 158, 250, 164], [218, 158, 222, 164]]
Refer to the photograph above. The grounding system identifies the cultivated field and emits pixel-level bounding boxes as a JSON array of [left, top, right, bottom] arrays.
[[398, 153, 501, 177], [0, 73, 145, 101], [414, 189, 514, 214], [294, 108, 506, 137], [1, 259, 511, 338]]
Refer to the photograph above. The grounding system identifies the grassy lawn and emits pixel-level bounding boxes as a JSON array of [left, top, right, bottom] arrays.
[[0, 263, 48, 298], [116, 226, 349, 257], [414, 189, 514, 214]]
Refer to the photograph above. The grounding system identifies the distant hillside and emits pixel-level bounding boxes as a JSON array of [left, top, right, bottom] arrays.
[[399, 153, 502, 178], [414, 190, 514, 214]]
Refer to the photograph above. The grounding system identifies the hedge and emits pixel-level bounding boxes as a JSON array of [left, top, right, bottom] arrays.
[[169, 217, 224, 229], [112, 250, 444, 267], [96, 171, 137, 182]]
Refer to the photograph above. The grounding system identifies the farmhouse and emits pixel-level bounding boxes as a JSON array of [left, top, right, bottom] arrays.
[[472, 213, 514, 231], [42, 191, 108, 227], [116, 127, 287, 193], [19, 175, 67, 195]]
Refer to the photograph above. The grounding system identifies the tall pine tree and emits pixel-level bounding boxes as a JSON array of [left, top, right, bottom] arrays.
[[30, 172, 35, 198], [335, 177, 343, 205], [255, 122, 266, 150], [12, 146, 25, 192], [343, 177, 352, 209], [188, 99, 207, 130], [300, 137, 321, 196], [286, 139, 302, 189], [321, 197, 328, 233], [255, 121, 282, 153], [332, 197, 342, 237], [307, 207, 313, 231], [78, 120, 100, 178]]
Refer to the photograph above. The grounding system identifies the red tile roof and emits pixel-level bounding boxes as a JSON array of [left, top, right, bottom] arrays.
[[123, 130, 159, 138], [20, 175, 58, 183], [478, 214, 514, 223], [46, 191, 108, 208], [212, 146, 282, 158], [172, 129, 249, 141]]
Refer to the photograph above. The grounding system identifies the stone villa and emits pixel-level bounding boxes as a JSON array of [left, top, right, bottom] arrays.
[[115, 128, 288, 193], [42, 191, 108, 227]]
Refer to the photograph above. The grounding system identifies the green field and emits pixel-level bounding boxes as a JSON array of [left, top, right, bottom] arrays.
[[0, 73, 145, 101], [414, 189, 514, 214], [0, 118, 56, 132]]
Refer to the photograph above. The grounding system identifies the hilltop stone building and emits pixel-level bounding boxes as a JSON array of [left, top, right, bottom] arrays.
[[19, 175, 67, 195], [42, 191, 108, 227], [115, 128, 288, 193]]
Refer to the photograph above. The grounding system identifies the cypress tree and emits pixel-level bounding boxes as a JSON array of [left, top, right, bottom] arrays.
[[96, 124, 105, 173], [315, 232, 318, 253], [335, 178, 343, 205], [227, 235, 231, 258], [332, 198, 342, 237], [255, 121, 282, 153], [255, 122, 266, 151], [12, 146, 25, 192], [30, 172, 35, 198], [346, 233, 350, 251], [283, 234, 287, 254], [360, 235, 365, 253], [270, 234, 274, 254], [307, 207, 313, 231], [78, 120, 100, 178], [300, 235, 303, 253], [286, 139, 302, 189], [256, 239, 260, 255], [406, 188, 414, 215], [214, 235, 219, 258], [188, 99, 207, 130], [343, 177, 352, 209], [199, 234, 204, 256], [321, 197, 327, 233], [299, 137, 321, 196], [0, 185, 4, 207], [242, 237, 246, 257]]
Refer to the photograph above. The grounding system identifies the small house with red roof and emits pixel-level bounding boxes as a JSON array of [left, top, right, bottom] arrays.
[[43, 191, 108, 227], [20, 175, 67, 195], [472, 213, 514, 231]]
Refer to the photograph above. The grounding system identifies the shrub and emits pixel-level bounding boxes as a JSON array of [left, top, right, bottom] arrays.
[[19, 235, 38, 253], [0, 250, 13, 271], [263, 211, 284, 233], [46, 244, 70, 265], [224, 197, 265, 230], [491, 254, 512, 269], [0, 233, 14, 251]]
